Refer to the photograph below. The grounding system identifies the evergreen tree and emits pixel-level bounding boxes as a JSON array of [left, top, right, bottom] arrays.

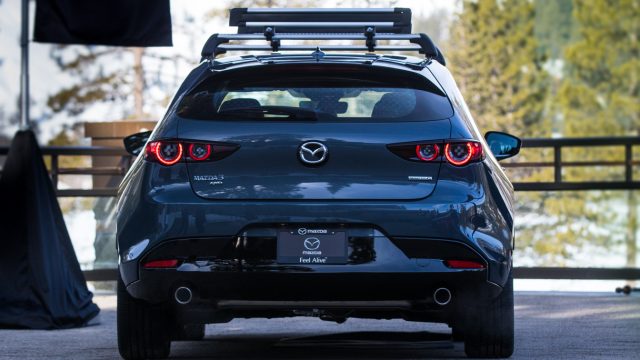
[[448, 0, 549, 137], [533, 0, 576, 137], [447, 0, 614, 266], [559, 0, 639, 137], [515, 0, 638, 267], [534, 0, 575, 60], [558, 0, 639, 268]]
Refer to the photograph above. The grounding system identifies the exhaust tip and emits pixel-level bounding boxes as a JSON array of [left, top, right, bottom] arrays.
[[175, 287, 193, 305], [433, 287, 452, 306]]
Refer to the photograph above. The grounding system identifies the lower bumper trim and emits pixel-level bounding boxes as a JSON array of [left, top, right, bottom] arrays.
[[216, 300, 413, 310]]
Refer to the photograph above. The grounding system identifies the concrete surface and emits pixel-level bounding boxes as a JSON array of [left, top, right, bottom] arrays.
[[0, 292, 638, 359]]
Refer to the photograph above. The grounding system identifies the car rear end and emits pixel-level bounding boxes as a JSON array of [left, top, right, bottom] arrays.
[[117, 59, 514, 359]]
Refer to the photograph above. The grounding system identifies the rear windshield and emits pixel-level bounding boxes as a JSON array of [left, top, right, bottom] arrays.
[[176, 68, 453, 122]]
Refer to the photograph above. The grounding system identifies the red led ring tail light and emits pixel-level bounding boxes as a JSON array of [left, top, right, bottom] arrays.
[[188, 143, 212, 161], [445, 142, 481, 166], [151, 141, 183, 166], [415, 144, 440, 162]]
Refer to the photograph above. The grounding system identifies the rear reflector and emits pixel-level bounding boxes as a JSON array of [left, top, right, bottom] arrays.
[[444, 260, 485, 269], [143, 259, 179, 269]]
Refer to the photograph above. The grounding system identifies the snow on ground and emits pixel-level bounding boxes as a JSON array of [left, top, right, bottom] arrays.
[[63, 210, 96, 269]]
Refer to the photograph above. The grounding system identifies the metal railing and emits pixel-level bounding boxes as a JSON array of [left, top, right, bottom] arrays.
[[508, 137, 640, 191], [1, 136, 637, 195], [0, 146, 131, 197], [0, 136, 638, 281]]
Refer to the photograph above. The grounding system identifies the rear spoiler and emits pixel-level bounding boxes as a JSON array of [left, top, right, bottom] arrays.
[[201, 8, 446, 66]]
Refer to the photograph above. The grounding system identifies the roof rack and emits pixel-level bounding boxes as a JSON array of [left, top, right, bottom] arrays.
[[230, 8, 412, 34], [201, 8, 446, 66]]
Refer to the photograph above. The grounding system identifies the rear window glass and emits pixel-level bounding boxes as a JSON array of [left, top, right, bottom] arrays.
[[176, 68, 453, 122]]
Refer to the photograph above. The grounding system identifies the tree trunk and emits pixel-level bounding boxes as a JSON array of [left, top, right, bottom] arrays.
[[132, 48, 145, 119]]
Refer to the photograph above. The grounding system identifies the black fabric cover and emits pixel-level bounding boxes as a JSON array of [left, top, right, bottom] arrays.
[[34, 0, 172, 46], [0, 130, 100, 329]]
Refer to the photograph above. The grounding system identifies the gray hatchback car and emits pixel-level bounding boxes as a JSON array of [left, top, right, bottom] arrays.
[[117, 8, 520, 359]]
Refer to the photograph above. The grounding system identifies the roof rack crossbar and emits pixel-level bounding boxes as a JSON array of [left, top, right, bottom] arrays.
[[202, 34, 438, 60], [245, 22, 395, 27], [240, 8, 399, 13], [200, 8, 445, 66], [217, 45, 423, 52], [212, 34, 421, 41]]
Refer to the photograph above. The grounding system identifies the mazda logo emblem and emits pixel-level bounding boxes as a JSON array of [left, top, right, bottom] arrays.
[[298, 228, 307, 235], [303, 237, 321, 251], [299, 141, 328, 165]]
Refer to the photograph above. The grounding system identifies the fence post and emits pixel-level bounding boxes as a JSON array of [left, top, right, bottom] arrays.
[[625, 144, 633, 182], [554, 145, 562, 184], [50, 154, 59, 190]]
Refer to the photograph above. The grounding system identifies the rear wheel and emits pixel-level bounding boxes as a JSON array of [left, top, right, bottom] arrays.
[[463, 273, 514, 358], [117, 276, 172, 360], [451, 326, 465, 342]]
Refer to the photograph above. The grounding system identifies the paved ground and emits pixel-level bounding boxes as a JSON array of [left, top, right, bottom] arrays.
[[0, 292, 638, 359]]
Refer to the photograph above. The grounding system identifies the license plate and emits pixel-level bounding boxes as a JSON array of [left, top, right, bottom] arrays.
[[277, 228, 348, 264]]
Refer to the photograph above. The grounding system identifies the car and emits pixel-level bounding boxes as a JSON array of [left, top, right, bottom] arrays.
[[116, 8, 520, 359]]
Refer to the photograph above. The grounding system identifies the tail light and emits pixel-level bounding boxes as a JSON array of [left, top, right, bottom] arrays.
[[188, 143, 212, 161], [388, 140, 484, 166], [145, 140, 239, 166], [444, 260, 486, 269], [143, 259, 180, 269], [416, 144, 439, 161], [444, 142, 483, 166], [146, 141, 183, 166]]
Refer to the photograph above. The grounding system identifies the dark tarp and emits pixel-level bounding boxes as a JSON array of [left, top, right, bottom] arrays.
[[34, 0, 172, 46], [0, 130, 100, 329]]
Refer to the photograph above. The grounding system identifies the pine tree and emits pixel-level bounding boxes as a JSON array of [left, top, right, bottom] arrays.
[[514, 0, 639, 266], [448, 0, 609, 266], [448, 0, 549, 137], [558, 0, 639, 269], [534, 0, 575, 61], [559, 0, 639, 137]]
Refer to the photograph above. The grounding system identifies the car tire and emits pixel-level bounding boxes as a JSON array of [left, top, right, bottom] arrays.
[[117, 276, 172, 360], [451, 326, 465, 342], [174, 324, 206, 341], [463, 273, 514, 358]]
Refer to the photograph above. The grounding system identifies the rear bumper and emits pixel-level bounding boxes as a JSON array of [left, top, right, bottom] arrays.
[[121, 232, 506, 307], [126, 268, 501, 303], [118, 196, 513, 287], [125, 266, 502, 325]]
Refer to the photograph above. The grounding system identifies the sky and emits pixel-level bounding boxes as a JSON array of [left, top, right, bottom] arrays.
[[0, 0, 456, 142]]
